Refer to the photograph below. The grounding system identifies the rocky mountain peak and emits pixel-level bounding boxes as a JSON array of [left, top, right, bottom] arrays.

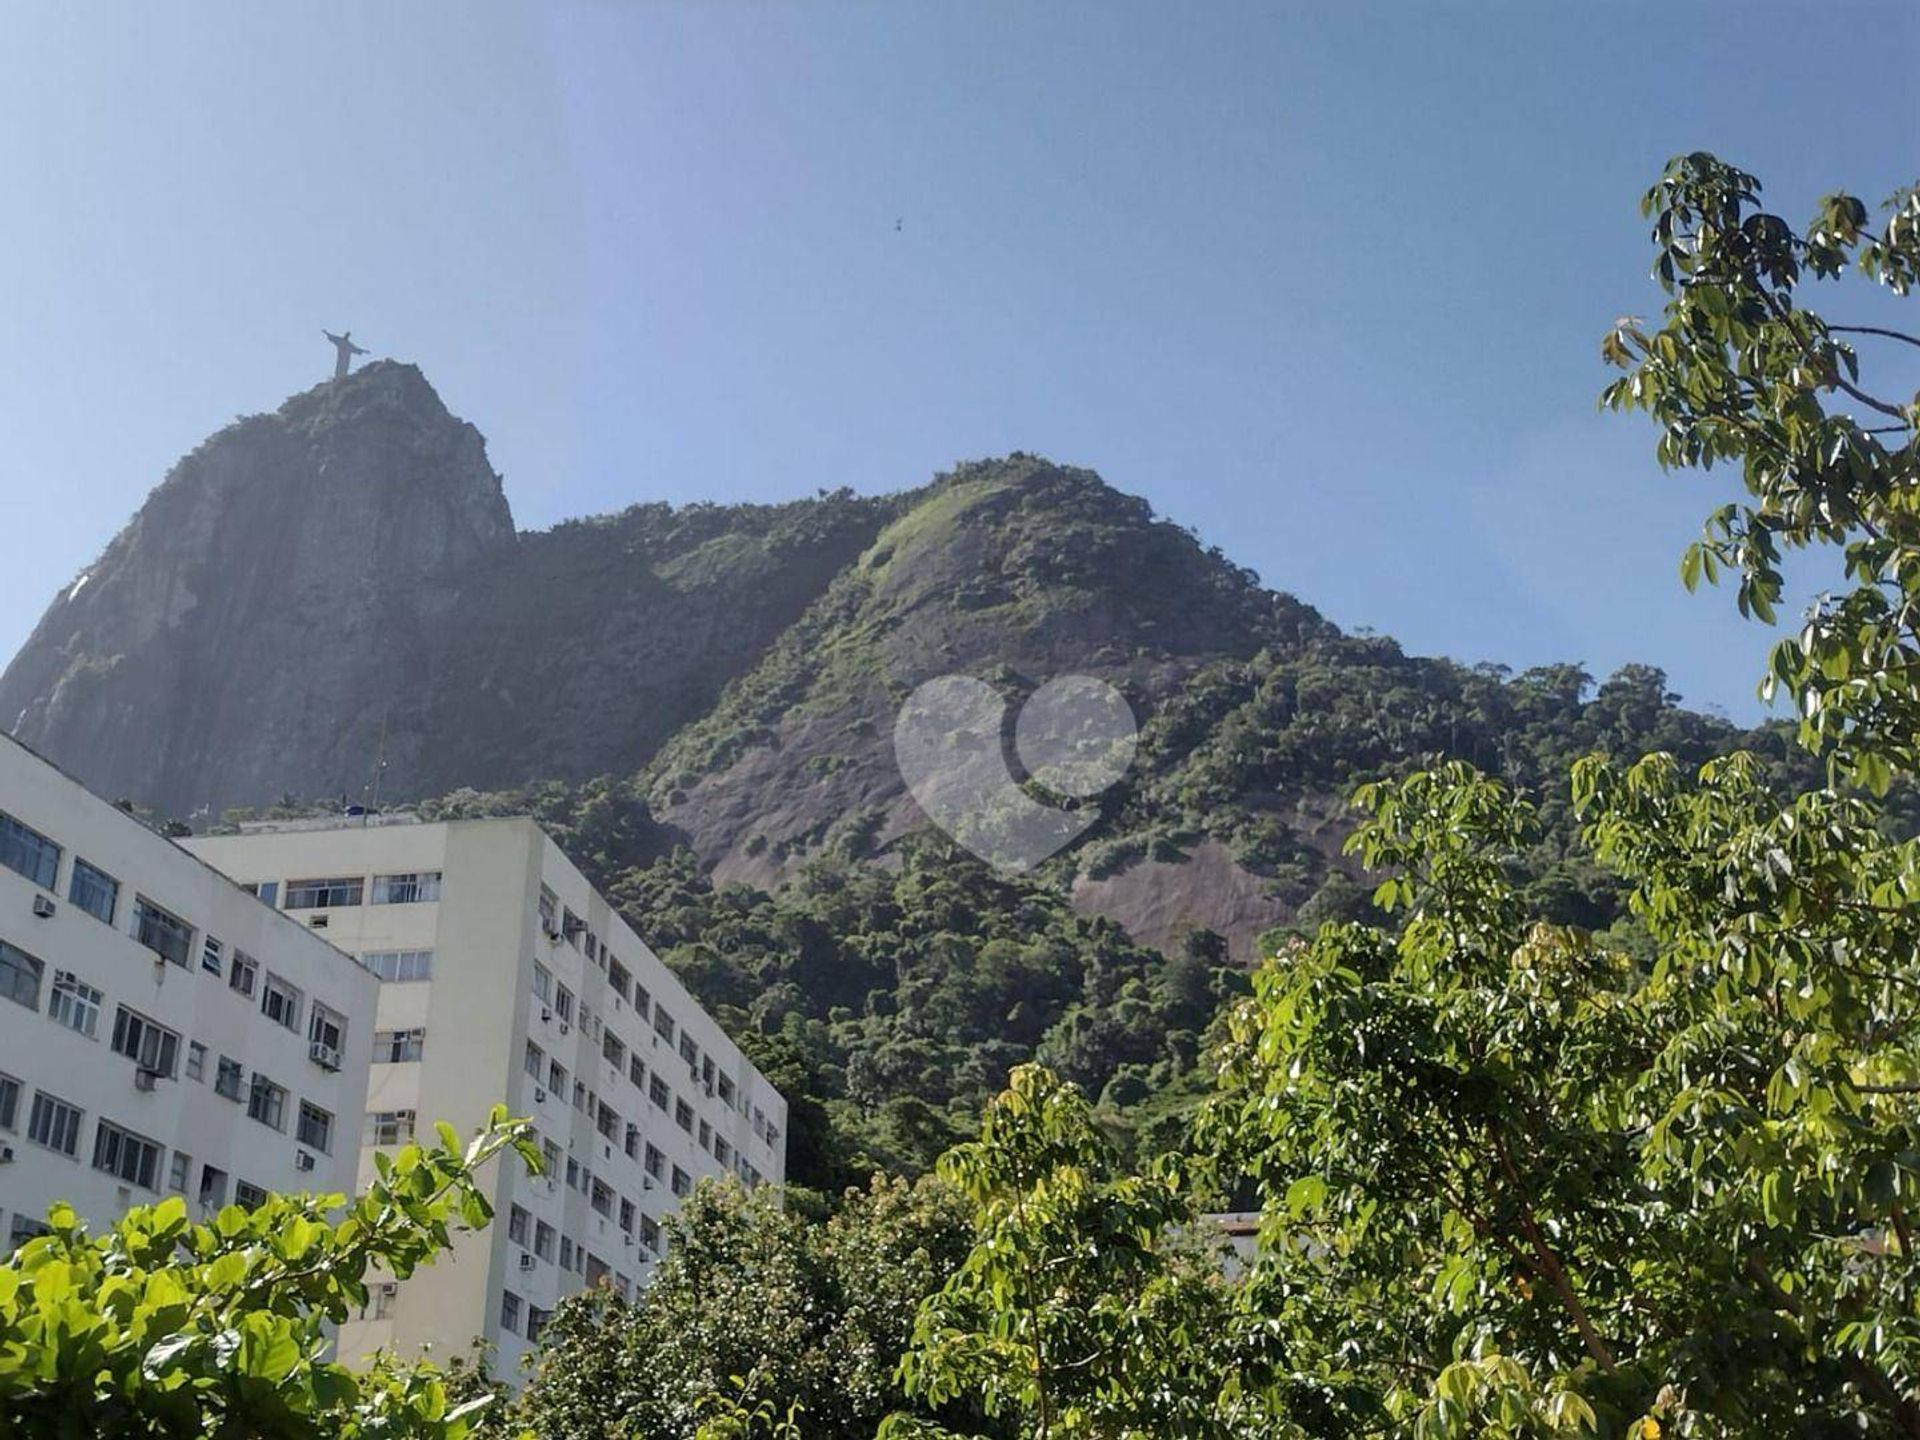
[[0, 363, 515, 817]]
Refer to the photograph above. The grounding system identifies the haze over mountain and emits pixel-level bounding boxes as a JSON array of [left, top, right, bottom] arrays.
[[1, 365, 1808, 964]]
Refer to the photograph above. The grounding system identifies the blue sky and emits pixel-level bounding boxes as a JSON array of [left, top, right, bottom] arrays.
[[2, 2, 1915, 720]]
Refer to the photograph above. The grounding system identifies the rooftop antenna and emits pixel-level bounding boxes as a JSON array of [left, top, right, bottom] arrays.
[[364, 709, 390, 822]]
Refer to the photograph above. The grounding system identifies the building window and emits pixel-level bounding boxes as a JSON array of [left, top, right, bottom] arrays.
[[366, 1110, 416, 1147], [234, 1180, 268, 1210], [603, 1031, 626, 1069], [372, 872, 441, 905], [26, 1092, 82, 1156], [640, 1214, 661, 1253], [565, 1159, 581, 1192], [559, 1236, 574, 1269], [644, 1143, 663, 1181], [718, 1074, 736, 1109], [186, 1042, 206, 1082], [199, 935, 223, 977], [572, 1081, 588, 1113], [500, 1290, 522, 1336], [245, 880, 279, 907], [648, 1075, 669, 1111], [715, 1136, 732, 1167], [541, 1139, 561, 1178], [680, 1033, 699, 1074], [532, 963, 552, 1003], [68, 858, 118, 924], [199, 1165, 228, 1209], [284, 876, 364, 910], [111, 1007, 181, 1078], [526, 1305, 549, 1344], [10, 1214, 51, 1248], [629, 1054, 646, 1089], [538, 885, 557, 934], [373, 1028, 424, 1063], [562, 908, 584, 947], [229, 951, 258, 997], [168, 1151, 191, 1192], [367, 1282, 398, 1320], [214, 1056, 244, 1101], [246, 1074, 287, 1131], [624, 1123, 640, 1160], [674, 1099, 694, 1134], [608, 957, 631, 1001], [596, 1102, 620, 1141], [508, 1205, 529, 1246], [534, 1221, 555, 1261], [362, 949, 433, 982], [131, 897, 193, 968], [1, 940, 45, 1011], [618, 1197, 635, 1233], [0, 811, 60, 890], [584, 1252, 609, 1286], [46, 971, 103, 1038], [670, 1166, 692, 1199], [260, 973, 302, 1031], [91, 1119, 162, 1189], [548, 1060, 567, 1095], [632, 984, 651, 1022], [653, 1007, 675, 1044], [0, 1073, 17, 1130], [699, 1120, 712, 1152], [554, 985, 574, 1024], [309, 1003, 346, 1059], [591, 1179, 614, 1217], [297, 1101, 334, 1153], [524, 1040, 545, 1081]]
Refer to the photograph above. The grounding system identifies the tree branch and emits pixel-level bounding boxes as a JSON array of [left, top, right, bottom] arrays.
[[1831, 325, 1920, 354]]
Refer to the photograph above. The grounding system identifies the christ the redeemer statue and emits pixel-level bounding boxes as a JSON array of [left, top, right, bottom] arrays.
[[323, 329, 368, 380]]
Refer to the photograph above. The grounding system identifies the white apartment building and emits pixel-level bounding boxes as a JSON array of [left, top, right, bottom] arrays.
[[184, 815, 788, 1376], [0, 735, 377, 1251]]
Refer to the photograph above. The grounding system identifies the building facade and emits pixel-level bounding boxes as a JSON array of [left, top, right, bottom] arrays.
[[0, 735, 377, 1251], [184, 815, 788, 1376]]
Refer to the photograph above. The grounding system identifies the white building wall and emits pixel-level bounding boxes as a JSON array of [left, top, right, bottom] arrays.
[[184, 815, 788, 1377], [0, 736, 376, 1250]]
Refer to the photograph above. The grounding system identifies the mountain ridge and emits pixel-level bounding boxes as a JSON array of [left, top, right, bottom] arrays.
[[1, 366, 1813, 965]]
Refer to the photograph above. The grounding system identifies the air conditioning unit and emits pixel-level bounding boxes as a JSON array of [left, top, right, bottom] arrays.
[[622, 1232, 634, 1246], [31, 894, 55, 918], [642, 1176, 655, 1191], [308, 915, 328, 929], [518, 1251, 537, 1272], [540, 1007, 552, 1024], [0, 1143, 14, 1163], [295, 1150, 317, 1172], [534, 1087, 548, 1104], [133, 1067, 159, 1092], [558, 1022, 571, 1036], [309, 1041, 342, 1071]]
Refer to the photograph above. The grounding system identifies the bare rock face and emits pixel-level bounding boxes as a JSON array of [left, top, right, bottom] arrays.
[[0, 363, 898, 823], [0, 363, 515, 818]]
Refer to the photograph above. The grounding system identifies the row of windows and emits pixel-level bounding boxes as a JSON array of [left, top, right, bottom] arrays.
[[0, 811, 359, 1061], [360, 949, 433, 983], [270, 871, 442, 911], [534, 883, 784, 1157], [2, 934, 349, 1078], [0, 1071, 276, 1211], [528, 960, 764, 1142]]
